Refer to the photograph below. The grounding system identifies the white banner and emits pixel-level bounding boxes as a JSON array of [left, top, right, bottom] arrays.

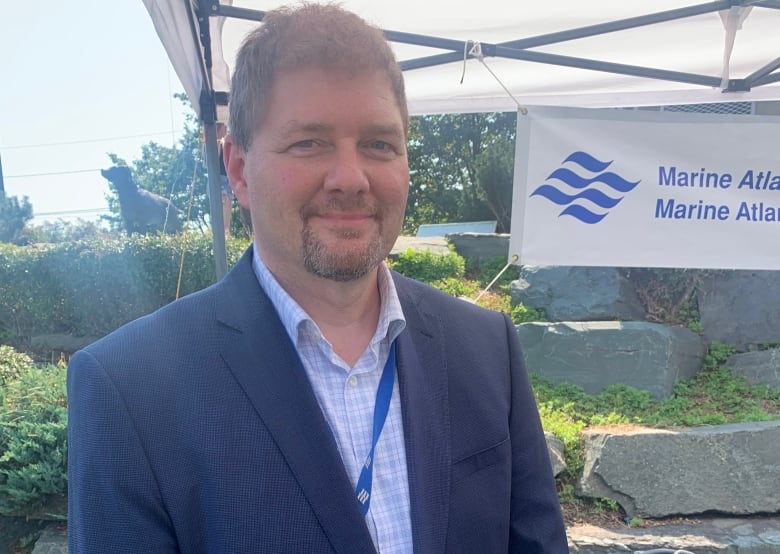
[[509, 106, 780, 270]]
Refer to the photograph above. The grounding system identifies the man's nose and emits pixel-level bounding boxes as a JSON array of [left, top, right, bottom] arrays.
[[323, 146, 369, 194]]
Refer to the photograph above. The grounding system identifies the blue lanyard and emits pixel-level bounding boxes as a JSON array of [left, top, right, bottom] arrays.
[[354, 342, 396, 516]]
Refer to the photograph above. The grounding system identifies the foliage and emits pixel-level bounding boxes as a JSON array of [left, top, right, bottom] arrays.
[[510, 303, 545, 324], [0, 349, 67, 518], [405, 112, 517, 234], [430, 277, 479, 299], [0, 346, 33, 388], [0, 192, 33, 245], [387, 248, 465, 284], [0, 235, 249, 349], [474, 135, 515, 233]]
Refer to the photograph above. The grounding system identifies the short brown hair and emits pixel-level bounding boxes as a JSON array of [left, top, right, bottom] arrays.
[[228, 3, 408, 150]]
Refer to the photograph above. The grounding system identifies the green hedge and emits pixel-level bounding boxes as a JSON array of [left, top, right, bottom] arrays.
[[0, 234, 248, 347]]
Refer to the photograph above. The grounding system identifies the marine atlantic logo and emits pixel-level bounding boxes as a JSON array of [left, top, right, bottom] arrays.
[[530, 151, 640, 224]]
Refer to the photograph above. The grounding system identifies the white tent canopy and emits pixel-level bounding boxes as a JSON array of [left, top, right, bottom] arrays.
[[144, 0, 780, 119], [141, 0, 780, 276]]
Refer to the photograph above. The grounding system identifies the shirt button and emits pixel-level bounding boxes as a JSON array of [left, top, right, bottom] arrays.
[[347, 376, 358, 387]]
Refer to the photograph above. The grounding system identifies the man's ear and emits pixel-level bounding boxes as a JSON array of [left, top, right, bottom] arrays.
[[223, 136, 250, 209]]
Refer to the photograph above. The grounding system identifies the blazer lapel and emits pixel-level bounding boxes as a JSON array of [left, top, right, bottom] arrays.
[[395, 276, 452, 554], [214, 250, 376, 554]]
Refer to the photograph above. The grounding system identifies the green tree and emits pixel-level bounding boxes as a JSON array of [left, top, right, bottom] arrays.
[[0, 191, 33, 244], [405, 112, 516, 234], [475, 135, 515, 232], [102, 95, 210, 233]]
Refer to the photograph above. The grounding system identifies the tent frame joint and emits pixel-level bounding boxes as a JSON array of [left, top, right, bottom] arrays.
[[725, 78, 752, 92]]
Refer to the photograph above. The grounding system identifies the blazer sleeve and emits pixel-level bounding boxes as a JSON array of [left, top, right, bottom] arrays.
[[504, 314, 569, 553], [67, 349, 178, 553]]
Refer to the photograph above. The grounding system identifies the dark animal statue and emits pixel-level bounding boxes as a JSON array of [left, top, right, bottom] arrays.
[[101, 166, 183, 235]]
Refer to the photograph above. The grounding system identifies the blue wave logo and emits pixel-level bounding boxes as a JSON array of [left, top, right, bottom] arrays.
[[530, 151, 640, 224]]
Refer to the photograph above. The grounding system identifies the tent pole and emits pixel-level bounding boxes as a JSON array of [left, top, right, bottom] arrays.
[[203, 121, 228, 279]]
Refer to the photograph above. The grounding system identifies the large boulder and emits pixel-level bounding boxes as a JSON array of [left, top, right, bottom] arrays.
[[517, 321, 706, 399], [544, 433, 566, 478], [577, 421, 780, 518], [446, 233, 509, 262], [510, 266, 645, 322], [725, 348, 780, 389], [699, 270, 780, 351]]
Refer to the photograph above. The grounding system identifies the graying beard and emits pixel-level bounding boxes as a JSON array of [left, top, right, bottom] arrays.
[[301, 227, 384, 282]]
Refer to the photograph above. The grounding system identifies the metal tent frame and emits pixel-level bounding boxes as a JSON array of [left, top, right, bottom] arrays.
[[146, 0, 780, 278]]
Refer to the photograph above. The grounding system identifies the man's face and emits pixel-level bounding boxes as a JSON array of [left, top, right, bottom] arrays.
[[226, 67, 409, 283]]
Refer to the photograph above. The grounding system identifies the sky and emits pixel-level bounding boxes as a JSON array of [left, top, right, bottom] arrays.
[[1, 1, 189, 224]]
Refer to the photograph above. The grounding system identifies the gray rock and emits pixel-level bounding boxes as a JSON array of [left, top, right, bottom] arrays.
[[517, 321, 706, 400], [577, 421, 780, 518], [510, 266, 645, 322], [32, 523, 67, 554], [545, 432, 567, 477], [446, 233, 509, 261], [699, 270, 780, 351], [726, 348, 780, 389]]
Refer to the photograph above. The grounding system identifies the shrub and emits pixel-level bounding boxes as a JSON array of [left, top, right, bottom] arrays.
[[0, 347, 67, 518], [0, 234, 249, 348], [510, 303, 544, 324], [0, 345, 34, 387], [388, 248, 465, 283], [431, 277, 479, 298]]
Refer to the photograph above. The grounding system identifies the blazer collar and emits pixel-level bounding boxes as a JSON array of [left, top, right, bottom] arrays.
[[393, 273, 452, 554], [214, 248, 377, 554]]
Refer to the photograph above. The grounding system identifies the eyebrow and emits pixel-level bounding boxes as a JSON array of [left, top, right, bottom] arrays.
[[274, 120, 404, 141], [274, 121, 330, 141]]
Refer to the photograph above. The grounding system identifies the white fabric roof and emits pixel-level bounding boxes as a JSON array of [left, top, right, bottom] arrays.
[[143, 0, 780, 119]]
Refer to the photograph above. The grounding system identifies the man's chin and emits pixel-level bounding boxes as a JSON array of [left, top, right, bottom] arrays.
[[303, 242, 387, 282]]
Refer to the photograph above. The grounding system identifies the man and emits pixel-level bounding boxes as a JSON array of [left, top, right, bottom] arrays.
[[67, 4, 568, 553]]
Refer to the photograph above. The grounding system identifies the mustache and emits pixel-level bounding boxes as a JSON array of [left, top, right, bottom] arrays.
[[300, 198, 379, 219]]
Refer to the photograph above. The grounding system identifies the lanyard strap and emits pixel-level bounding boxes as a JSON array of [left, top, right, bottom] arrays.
[[354, 342, 396, 516]]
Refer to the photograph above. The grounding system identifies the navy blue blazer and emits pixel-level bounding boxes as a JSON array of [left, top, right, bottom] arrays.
[[67, 247, 567, 553]]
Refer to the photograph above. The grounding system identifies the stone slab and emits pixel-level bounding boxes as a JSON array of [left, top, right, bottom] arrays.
[[510, 266, 645, 322], [578, 421, 780, 518], [568, 516, 780, 554], [699, 271, 780, 351], [517, 321, 706, 400]]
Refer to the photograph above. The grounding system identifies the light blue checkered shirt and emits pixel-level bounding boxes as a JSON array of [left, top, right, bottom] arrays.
[[252, 248, 413, 553]]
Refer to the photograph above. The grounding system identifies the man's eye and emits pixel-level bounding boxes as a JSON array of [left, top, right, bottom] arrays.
[[369, 141, 392, 151], [291, 140, 316, 149]]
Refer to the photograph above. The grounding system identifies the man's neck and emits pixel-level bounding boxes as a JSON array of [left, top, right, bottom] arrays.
[[267, 259, 382, 366]]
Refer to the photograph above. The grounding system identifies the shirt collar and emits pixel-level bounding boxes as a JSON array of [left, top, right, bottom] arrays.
[[251, 244, 406, 352]]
